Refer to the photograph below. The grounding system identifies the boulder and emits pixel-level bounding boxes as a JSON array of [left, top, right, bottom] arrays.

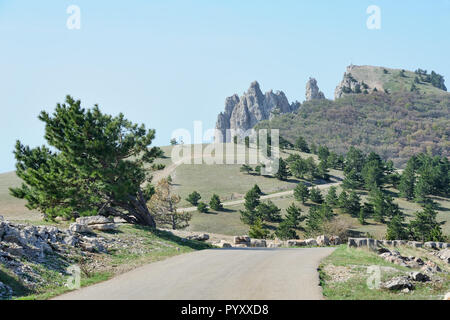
[[76, 216, 113, 226], [329, 236, 341, 245], [420, 261, 442, 274], [444, 292, 450, 300], [216, 241, 232, 248], [250, 239, 266, 248], [316, 235, 330, 246], [424, 242, 437, 249], [408, 272, 430, 282], [90, 223, 117, 231], [436, 248, 450, 264], [286, 240, 305, 247], [382, 276, 414, 291], [186, 234, 210, 242], [305, 238, 318, 246], [267, 242, 283, 248], [407, 241, 423, 248], [69, 223, 93, 234], [3, 243, 25, 257], [347, 238, 367, 248], [234, 236, 250, 245]]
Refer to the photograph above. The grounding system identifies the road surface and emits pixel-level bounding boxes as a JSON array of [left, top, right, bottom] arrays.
[[55, 247, 335, 300]]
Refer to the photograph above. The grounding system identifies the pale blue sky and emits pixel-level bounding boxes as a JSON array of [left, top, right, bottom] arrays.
[[1, 0, 449, 172]]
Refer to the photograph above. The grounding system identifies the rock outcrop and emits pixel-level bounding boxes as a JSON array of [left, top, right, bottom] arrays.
[[334, 65, 372, 99], [305, 77, 325, 101], [215, 81, 300, 142]]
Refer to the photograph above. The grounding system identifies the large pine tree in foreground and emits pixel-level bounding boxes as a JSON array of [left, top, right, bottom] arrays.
[[10, 96, 163, 226]]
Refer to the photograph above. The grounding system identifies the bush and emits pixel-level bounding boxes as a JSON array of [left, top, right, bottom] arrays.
[[197, 202, 208, 213], [186, 191, 201, 206], [209, 194, 223, 211]]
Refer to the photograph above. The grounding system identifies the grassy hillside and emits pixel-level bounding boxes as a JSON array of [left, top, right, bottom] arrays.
[[2, 143, 449, 239], [255, 92, 450, 168], [344, 65, 447, 95]]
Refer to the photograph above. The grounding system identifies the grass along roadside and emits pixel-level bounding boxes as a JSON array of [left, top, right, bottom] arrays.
[[319, 245, 450, 300], [4, 224, 212, 300]]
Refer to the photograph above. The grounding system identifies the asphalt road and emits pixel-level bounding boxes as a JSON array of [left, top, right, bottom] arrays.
[[55, 247, 335, 300]]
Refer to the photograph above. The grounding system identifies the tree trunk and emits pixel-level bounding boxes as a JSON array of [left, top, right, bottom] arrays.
[[127, 191, 156, 227]]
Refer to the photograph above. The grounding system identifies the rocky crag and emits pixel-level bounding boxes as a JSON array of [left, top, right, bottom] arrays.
[[305, 77, 325, 101], [215, 81, 301, 142]]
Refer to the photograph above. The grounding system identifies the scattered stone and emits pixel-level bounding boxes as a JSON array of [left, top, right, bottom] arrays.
[[69, 223, 93, 234], [216, 241, 232, 248], [436, 249, 450, 264], [76, 216, 113, 225], [250, 239, 266, 248], [407, 241, 423, 248], [420, 261, 442, 274], [316, 235, 330, 246], [286, 240, 305, 247], [382, 276, 414, 291], [408, 272, 430, 282], [329, 236, 341, 245], [424, 242, 437, 249], [90, 223, 117, 231], [233, 236, 250, 246], [305, 238, 318, 246], [186, 234, 210, 242]]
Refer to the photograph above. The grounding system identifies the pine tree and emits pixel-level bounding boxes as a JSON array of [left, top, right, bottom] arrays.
[[256, 201, 282, 222], [248, 218, 270, 239], [240, 164, 253, 175], [399, 158, 416, 200], [251, 184, 263, 195], [343, 169, 362, 190], [274, 158, 290, 181], [294, 183, 309, 204], [186, 191, 201, 206], [295, 136, 310, 153], [209, 194, 223, 211], [284, 203, 305, 229], [408, 205, 445, 242], [10, 96, 163, 226], [240, 188, 261, 225], [318, 160, 330, 180], [244, 188, 260, 212], [275, 221, 298, 240], [197, 202, 208, 213], [414, 175, 430, 203], [369, 188, 387, 223], [325, 186, 338, 207], [386, 215, 408, 240], [309, 187, 324, 204], [345, 191, 361, 217], [338, 191, 349, 209]]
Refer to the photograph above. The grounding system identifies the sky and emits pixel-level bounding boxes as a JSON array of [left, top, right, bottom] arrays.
[[0, 0, 449, 173]]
